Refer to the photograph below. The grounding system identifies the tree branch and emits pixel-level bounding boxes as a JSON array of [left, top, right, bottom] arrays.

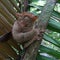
[[0, 32, 12, 42], [22, 0, 57, 60], [23, 0, 30, 12]]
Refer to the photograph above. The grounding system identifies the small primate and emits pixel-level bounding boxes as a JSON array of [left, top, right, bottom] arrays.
[[12, 12, 40, 48]]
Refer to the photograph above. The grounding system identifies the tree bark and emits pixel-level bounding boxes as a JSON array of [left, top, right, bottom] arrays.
[[22, 0, 57, 60]]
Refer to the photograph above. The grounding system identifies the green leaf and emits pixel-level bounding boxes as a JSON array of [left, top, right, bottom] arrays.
[[47, 19, 60, 33], [31, 0, 39, 2], [43, 34, 60, 48], [37, 54, 57, 60], [39, 45, 60, 59], [57, 0, 60, 3], [29, 4, 43, 10], [52, 11, 60, 19]]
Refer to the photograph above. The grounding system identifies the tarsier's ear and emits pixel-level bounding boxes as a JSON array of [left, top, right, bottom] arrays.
[[32, 16, 38, 22]]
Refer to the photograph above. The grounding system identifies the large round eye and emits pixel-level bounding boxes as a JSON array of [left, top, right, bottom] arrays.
[[18, 15, 24, 21], [24, 16, 31, 24], [24, 16, 30, 20], [19, 16, 22, 20]]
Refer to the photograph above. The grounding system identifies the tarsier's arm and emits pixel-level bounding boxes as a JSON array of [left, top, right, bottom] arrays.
[[23, 25, 45, 48], [23, 30, 45, 49], [12, 21, 36, 43], [23, 36, 37, 48], [15, 30, 36, 43]]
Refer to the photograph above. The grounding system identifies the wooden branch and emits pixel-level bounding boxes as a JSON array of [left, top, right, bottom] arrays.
[[23, 0, 57, 60], [23, 0, 29, 12], [20, 0, 30, 12], [9, 0, 20, 12], [0, 0, 17, 17], [0, 2, 15, 24], [0, 32, 12, 42]]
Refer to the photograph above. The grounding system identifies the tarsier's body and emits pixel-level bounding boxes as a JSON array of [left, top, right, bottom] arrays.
[[12, 12, 40, 48]]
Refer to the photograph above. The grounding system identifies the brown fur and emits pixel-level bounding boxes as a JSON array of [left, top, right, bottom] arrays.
[[12, 12, 39, 48]]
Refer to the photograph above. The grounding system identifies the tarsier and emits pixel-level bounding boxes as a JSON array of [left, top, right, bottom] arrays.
[[12, 12, 40, 48]]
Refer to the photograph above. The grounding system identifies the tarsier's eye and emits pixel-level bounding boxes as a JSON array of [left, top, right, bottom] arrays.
[[24, 16, 30, 20], [18, 15, 24, 21], [19, 16, 22, 19]]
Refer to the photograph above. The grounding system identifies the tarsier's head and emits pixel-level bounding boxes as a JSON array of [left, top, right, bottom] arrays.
[[16, 12, 37, 27]]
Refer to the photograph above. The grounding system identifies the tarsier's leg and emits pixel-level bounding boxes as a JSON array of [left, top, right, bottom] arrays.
[[24, 38, 36, 48], [20, 37, 36, 60]]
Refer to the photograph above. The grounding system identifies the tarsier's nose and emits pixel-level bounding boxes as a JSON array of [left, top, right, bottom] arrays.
[[20, 20, 27, 27]]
